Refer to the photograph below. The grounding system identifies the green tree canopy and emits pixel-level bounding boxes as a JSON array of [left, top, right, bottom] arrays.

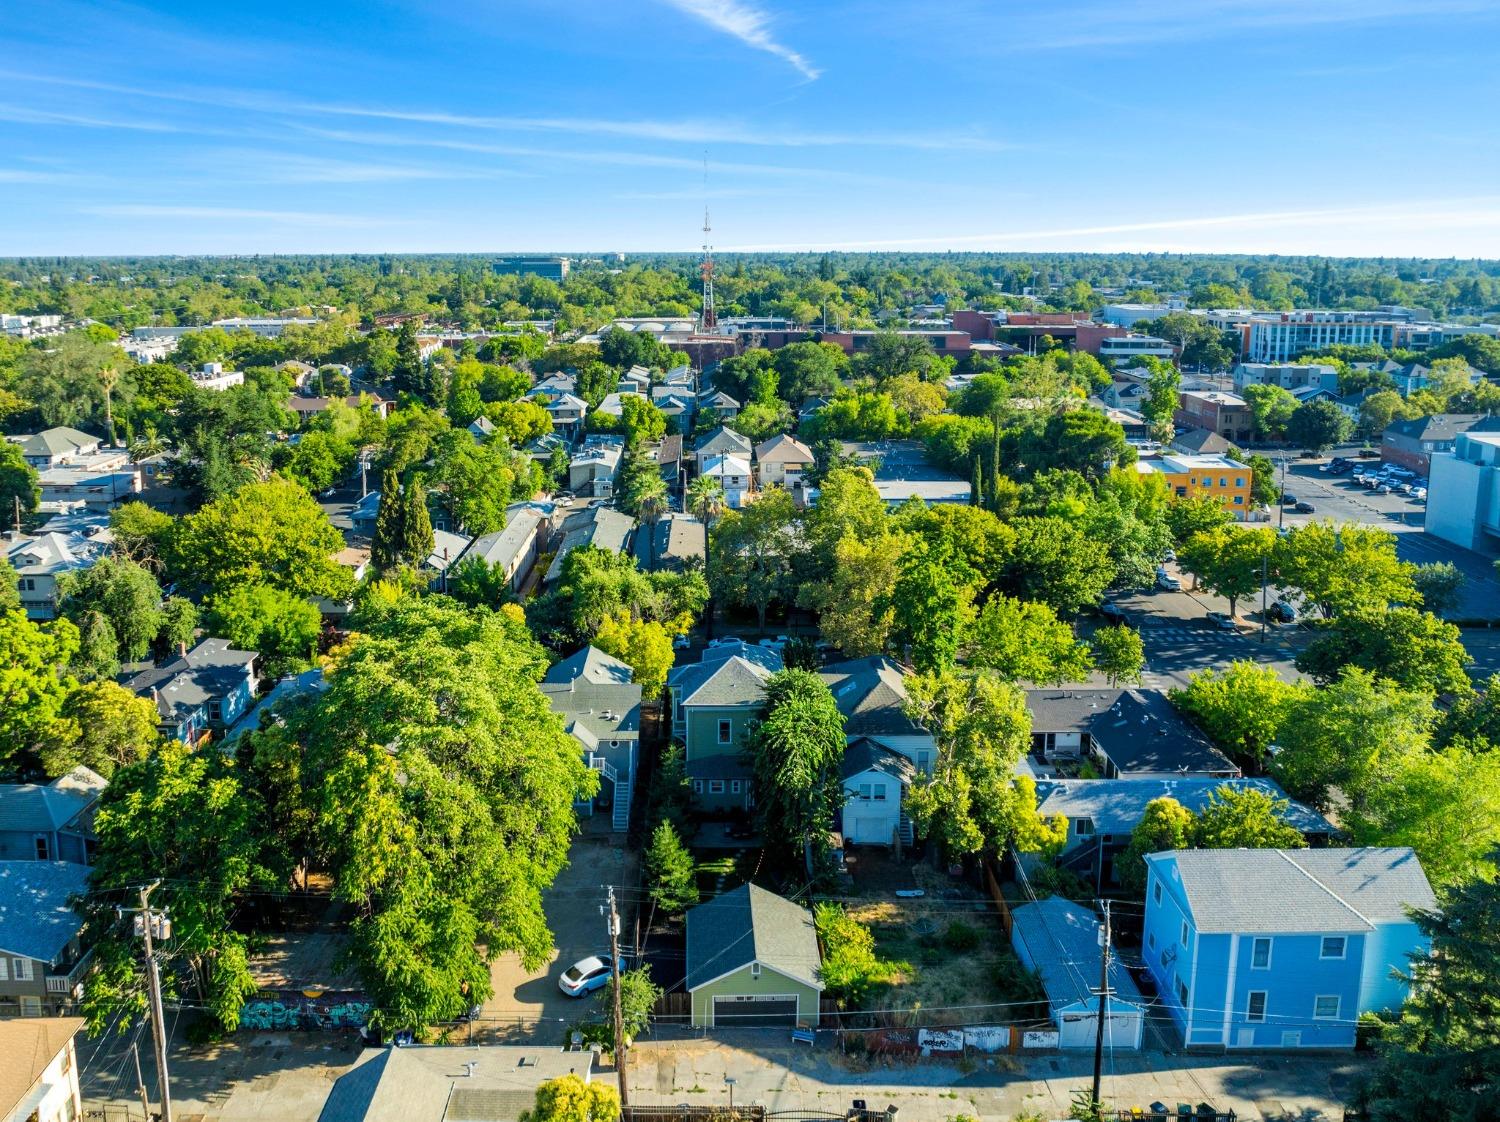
[[1117, 797, 1194, 896], [747, 669, 847, 869], [1295, 607, 1472, 697], [1192, 785, 1307, 850]]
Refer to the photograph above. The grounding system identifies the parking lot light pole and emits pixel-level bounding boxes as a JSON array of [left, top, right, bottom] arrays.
[[1260, 553, 1269, 645]]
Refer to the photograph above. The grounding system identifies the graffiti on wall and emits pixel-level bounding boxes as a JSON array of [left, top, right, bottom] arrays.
[[238, 989, 373, 1031]]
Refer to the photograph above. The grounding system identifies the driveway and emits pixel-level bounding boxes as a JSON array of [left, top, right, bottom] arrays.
[[482, 831, 638, 1039]]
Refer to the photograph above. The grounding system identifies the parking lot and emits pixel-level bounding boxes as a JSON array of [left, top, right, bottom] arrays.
[[1269, 455, 1427, 531]]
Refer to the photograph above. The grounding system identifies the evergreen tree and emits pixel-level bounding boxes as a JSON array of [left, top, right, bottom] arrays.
[[643, 821, 698, 915], [1359, 873, 1500, 1122], [970, 458, 983, 507], [392, 320, 424, 397], [401, 477, 435, 568], [371, 470, 405, 571]]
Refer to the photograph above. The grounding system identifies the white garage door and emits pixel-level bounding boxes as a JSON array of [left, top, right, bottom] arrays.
[[850, 818, 890, 845], [1059, 1008, 1141, 1050]]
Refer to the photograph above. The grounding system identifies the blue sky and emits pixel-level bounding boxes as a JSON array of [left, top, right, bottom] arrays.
[[4, 0, 1500, 256]]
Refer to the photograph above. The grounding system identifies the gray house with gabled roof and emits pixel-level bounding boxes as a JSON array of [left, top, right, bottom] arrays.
[[694, 425, 752, 462], [119, 637, 259, 744], [1025, 688, 1240, 779], [541, 646, 641, 832], [686, 883, 822, 1027]]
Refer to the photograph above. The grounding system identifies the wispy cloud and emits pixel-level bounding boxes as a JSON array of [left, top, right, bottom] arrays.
[[82, 204, 390, 226], [0, 168, 80, 184], [992, 0, 1495, 50], [725, 197, 1500, 252], [198, 151, 516, 185], [658, 0, 820, 79], [0, 103, 184, 132]]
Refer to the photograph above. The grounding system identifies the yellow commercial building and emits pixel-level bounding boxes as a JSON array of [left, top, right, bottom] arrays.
[[1134, 453, 1254, 520]]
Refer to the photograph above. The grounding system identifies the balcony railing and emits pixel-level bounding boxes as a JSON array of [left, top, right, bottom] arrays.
[[45, 949, 93, 994]]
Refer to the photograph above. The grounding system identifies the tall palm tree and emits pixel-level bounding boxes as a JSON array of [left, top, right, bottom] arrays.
[[99, 364, 119, 446], [686, 476, 726, 640], [638, 491, 667, 572]]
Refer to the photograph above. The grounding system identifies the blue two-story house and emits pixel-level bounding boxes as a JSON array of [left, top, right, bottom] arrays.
[[1142, 847, 1435, 1051], [119, 638, 260, 744]]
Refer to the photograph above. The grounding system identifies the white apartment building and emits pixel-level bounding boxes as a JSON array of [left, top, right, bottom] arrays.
[[1098, 334, 1176, 366], [1425, 430, 1500, 553], [191, 362, 245, 391], [1232, 362, 1341, 393]]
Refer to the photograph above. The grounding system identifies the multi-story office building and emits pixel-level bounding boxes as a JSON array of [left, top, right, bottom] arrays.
[[1133, 454, 1254, 520], [492, 255, 571, 281]]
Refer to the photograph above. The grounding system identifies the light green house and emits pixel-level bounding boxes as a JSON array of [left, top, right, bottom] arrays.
[[666, 641, 783, 812], [685, 883, 823, 1028]]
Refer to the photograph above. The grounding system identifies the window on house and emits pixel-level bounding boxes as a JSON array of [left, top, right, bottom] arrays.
[[751, 962, 761, 978], [13, 958, 34, 981], [1251, 937, 1271, 970], [0, 958, 8, 981], [1181, 921, 1189, 945], [1148, 932, 1156, 950], [708, 780, 726, 794], [1235, 477, 1245, 487], [1075, 817, 1095, 837], [916, 751, 931, 771], [1153, 882, 1162, 905], [730, 780, 742, 794], [873, 786, 887, 801], [717, 720, 732, 745], [1175, 977, 1189, 1005], [1246, 991, 1267, 1022], [858, 783, 872, 800], [1320, 936, 1347, 960], [692, 780, 704, 794], [1313, 995, 1341, 1020], [1234, 495, 1244, 505], [19, 578, 35, 591], [33, 835, 49, 861]]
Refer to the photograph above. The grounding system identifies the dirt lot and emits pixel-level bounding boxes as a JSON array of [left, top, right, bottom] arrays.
[[832, 852, 1043, 1026]]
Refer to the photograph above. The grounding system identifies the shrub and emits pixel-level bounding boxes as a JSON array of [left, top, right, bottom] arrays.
[[942, 920, 982, 952]]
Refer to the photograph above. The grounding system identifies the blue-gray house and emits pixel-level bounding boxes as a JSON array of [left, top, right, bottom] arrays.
[[119, 638, 260, 744], [1143, 847, 1435, 1051]]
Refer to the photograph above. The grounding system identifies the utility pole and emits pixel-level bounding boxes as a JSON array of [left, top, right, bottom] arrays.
[[606, 887, 629, 1107], [1091, 900, 1113, 1113], [1259, 551, 1269, 645], [122, 883, 174, 1122]]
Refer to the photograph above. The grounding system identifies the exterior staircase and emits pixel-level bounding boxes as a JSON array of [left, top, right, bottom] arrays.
[[898, 814, 915, 847], [589, 755, 632, 833]]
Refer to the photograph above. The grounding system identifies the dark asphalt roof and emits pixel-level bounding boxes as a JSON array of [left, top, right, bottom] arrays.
[[685, 883, 822, 991]]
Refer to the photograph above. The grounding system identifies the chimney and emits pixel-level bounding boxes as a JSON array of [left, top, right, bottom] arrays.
[[178, 641, 188, 658]]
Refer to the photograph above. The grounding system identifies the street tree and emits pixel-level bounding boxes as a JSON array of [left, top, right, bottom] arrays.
[[746, 670, 847, 870], [1411, 561, 1465, 617], [1001, 516, 1115, 616], [207, 584, 323, 678], [1090, 624, 1145, 686], [802, 531, 907, 657], [967, 595, 1092, 684], [595, 967, 663, 1049], [1273, 522, 1416, 618], [1295, 607, 1472, 696], [1170, 661, 1308, 767], [43, 681, 158, 779], [0, 610, 80, 774], [0, 441, 39, 524], [1241, 384, 1298, 440], [709, 486, 799, 630], [1178, 525, 1275, 618], [1165, 494, 1231, 544], [57, 556, 165, 664], [889, 541, 975, 673]]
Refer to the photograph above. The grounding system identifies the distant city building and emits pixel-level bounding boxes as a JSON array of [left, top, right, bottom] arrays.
[[1098, 333, 1176, 366], [1175, 389, 1252, 445], [492, 255, 571, 281], [1099, 300, 1186, 327], [191, 361, 244, 391], [1233, 362, 1342, 394], [1209, 309, 1500, 363]]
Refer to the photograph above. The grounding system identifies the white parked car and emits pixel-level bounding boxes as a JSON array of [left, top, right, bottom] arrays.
[[558, 956, 621, 997]]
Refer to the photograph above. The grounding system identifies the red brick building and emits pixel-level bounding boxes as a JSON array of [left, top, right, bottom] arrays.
[[1174, 390, 1252, 445]]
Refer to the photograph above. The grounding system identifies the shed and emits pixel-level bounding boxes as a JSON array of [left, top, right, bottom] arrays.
[[1010, 897, 1144, 1051]]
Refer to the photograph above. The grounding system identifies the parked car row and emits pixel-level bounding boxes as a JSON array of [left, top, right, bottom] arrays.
[[1350, 464, 1427, 501]]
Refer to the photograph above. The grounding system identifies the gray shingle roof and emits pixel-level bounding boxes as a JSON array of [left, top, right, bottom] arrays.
[[841, 737, 915, 784], [820, 657, 924, 738], [633, 514, 705, 571], [0, 769, 105, 835], [754, 433, 815, 464], [1148, 847, 1436, 935], [460, 507, 545, 572], [669, 642, 783, 707], [1012, 897, 1143, 1012], [685, 883, 822, 991], [695, 425, 752, 457], [1034, 777, 1330, 837], [0, 861, 88, 960], [1025, 688, 1238, 777], [119, 638, 257, 723], [12, 427, 99, 458], [543, 506, 636, 584], [541, 646, 641, 744]]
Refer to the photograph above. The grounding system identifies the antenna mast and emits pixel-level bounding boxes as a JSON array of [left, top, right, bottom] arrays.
[[699, 153, 716, 333]]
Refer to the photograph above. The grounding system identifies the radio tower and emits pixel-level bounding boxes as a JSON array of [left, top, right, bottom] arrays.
[[699, 155, 717, 333]]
